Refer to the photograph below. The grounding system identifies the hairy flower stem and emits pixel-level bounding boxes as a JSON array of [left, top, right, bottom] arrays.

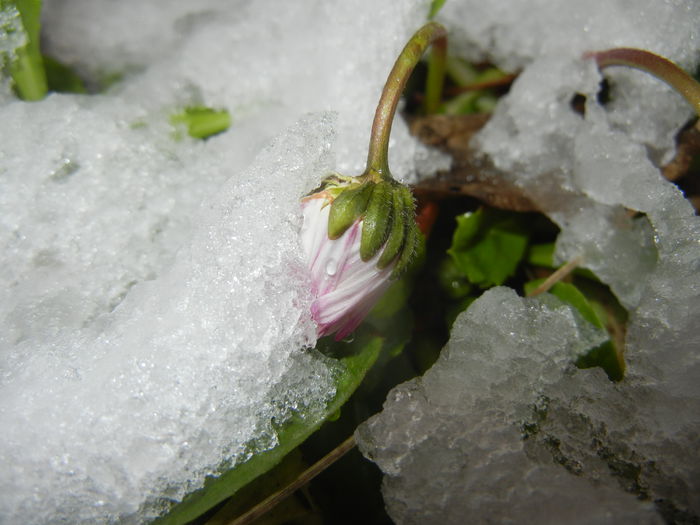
[[587, 48, 700, 119], [365, 22, 447, 180]]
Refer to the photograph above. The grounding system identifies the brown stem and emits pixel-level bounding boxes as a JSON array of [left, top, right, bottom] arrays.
[[526, 257, 583, 297], [445, 73, 517, 96], [228, 435, 356, 525], [366, 22, 447, 179]]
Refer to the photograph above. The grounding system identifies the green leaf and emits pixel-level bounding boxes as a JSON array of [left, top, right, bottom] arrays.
[[576, 340, 624, 382], [2, 0, 47, 100], [441, 63, 507, 115], [447, 208, 529, 288], [371, 275, 412, 319], [428, 0, 447, 19], [524, 279, 625, 381], [446, 56, 478, 86], [437, 256, 472, 299], [43, 55, 86, 94], [526, 242, 556, 268], [202, 449, 318, 525], [170, 106, 231, 140], [154, 329, 383, 525]]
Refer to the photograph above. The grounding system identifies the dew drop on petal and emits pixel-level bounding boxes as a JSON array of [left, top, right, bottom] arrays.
[[326, 259, 338, 276]]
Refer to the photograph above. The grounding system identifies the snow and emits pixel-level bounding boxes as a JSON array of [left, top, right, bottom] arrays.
[[2, 0, 700, 522], [357, 0, 700, 523], [0, 1, 434, 523], [0, 3, 26, 100]]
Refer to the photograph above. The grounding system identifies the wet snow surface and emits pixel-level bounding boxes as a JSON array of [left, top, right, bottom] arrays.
[[1, 0, 699, 523]]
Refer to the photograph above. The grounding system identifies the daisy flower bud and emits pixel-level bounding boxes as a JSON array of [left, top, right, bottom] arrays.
[[301, 177, 418, 340], [300, 22, 446, 340]]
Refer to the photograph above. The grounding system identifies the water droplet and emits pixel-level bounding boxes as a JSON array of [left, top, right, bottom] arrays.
[[326, 259, 338, 276]]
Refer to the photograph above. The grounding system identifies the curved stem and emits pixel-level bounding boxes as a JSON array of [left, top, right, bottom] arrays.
[[586, 48, 700, 117], [365, 22, 447, 179]]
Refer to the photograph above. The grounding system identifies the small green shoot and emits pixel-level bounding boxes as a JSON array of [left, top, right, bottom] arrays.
[[2, 0, 47, 100], [428, 0, 447, 20], [170, 106, 231, 140]]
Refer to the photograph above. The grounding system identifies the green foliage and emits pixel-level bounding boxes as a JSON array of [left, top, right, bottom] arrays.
[[439, 58, 509, 115], [155, 328, 384, 525], [43, 55, 86, 93], [201, 449, 320, 525], [1, 0, 89, 97], [437, 255, 472, 299], [447, 208, 529, 288], [170, 106, 231, 140], [428, 0, 447, 19], [526, 242, 556, 268]]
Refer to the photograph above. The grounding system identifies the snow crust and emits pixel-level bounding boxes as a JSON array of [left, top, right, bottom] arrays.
[[1, 1, 433, 523], [358, 0, 700, 523], [0, 4, 26, 100], [2, 0, 700, 523]]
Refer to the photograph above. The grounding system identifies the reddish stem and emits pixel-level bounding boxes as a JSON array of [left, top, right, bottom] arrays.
[[586, 48, 700, 116]]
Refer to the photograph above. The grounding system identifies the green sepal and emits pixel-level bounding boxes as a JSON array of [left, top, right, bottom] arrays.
[[377, 188, 407, 269], [360, 181, 394, 261], [391, 187, 419, 278], [309, 173, 349, 194], [327, 182, 374, 239]]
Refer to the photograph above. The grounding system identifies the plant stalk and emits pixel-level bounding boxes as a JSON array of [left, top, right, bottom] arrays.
[[587, 48, 700, 118], [7, 0, 48, 101], [365, 22, 447, 179], [228, 435, 356, 525]]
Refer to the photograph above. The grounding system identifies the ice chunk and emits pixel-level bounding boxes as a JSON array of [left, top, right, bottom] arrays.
[[357, 288, 697, 523]]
